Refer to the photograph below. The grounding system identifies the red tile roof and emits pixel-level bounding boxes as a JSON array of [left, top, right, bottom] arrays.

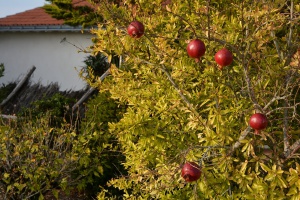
[[0, 7, 64, 26], [0, 0, 93, 27]]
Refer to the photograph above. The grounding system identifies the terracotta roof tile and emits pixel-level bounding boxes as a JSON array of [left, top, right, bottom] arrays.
[[0, 0, 94, 27], [0, 7, 64, 26]]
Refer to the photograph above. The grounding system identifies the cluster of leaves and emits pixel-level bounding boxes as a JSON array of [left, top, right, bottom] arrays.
[[83, 0, 300, 199], [81, 53, 120, 84], [0, 117, 81, 199], [44, 0, 99, 27], [18, 93, 75, 126], [83, 54, 110, 80], [0, 89, 127, 199], [0, 83, 16, 103], [76, 90, 127, 197]]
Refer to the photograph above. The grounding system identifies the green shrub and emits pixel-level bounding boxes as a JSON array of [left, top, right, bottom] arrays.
[[81, 53, 120, 84], [0, 116, 83, 199], [0, 82, 16, 103], [18, 93, 75, 126], [76, 90, 127, 198]]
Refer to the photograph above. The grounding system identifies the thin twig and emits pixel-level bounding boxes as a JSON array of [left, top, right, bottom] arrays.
[[206, 0, 211, 40], [266, 102, 300, 115], [285, 139, 300, 160], [228, 126, 252, 155], [242, 62, 262, 112], [271, 31, 283, 61], [283, 0, 295, 157], [159, 65, 194, 110], [262, 95, 289, 111]]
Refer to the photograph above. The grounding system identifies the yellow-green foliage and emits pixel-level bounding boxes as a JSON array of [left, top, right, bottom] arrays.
[[0, 113, 108, 199], [89, 0, 300, 199], [0, 117, 78, 199], [77, 91, 127, 196]]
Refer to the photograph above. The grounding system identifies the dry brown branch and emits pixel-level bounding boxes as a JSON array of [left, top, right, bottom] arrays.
[[0, 66, 36, 107], [72, 68, 111, 111]]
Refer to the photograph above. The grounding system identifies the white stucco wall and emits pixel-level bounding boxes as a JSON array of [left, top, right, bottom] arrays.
[[0, 31, 93, 91]]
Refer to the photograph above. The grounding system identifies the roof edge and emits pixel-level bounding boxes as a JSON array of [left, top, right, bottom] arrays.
[[0, 25, 92, 32]]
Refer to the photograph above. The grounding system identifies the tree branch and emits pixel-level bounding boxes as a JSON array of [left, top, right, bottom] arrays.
[[284, 139, 300, 160], [266, 102, 300, 115], [263, 95, 289, 112], [242, 62, 262, 112], [271, 31, 283, 61], [228, 126, 252, 155], [283, 0, 295, 157]]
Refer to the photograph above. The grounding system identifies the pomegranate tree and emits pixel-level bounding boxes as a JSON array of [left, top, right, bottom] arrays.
[[186, 39, 206, 63], [181, 162, 201, 182], [127, 21, 145, 38], [249, 113, 268, 134], [214, 48, 233, 69]]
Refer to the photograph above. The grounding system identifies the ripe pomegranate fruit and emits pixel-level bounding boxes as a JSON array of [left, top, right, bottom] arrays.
[[187, 39, 206, 63], [249, 113, 268, 134], [214, 48, 233, 69], [127, 21, 145, 38], [181, 162, 201, 182]]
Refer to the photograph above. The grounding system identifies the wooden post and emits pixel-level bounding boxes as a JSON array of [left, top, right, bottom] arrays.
[[72, 68, 111, 111], [0, 66, 36, 107], [0, 114, 17, 120]]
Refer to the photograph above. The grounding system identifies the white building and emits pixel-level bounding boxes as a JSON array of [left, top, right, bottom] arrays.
[[0, 3, 93, 91]]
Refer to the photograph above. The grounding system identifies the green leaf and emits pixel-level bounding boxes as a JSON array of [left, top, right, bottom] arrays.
[[52, 189, 59, 199], [260, 163, 271, 172], [38, 194, 44, 200]]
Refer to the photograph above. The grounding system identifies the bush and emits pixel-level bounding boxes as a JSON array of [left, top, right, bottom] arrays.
[[81, 53, 120, 85], [0, 116, 82, 199], [0, 82, 16, 103], [18, 93, 75, 126], [75, 90, 127, 198]]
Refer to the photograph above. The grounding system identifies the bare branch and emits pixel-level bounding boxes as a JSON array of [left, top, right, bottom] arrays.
[[228, 126, 252, 155], [287, 0, 294, 50], [266, 102, 300, 115], [270, 31, 283, 61], [159, 66, 194, 110], [283, 0, 295, 157], [263, 95, 289, 111], [285, 139, 300, 160], [283, 98, 290, 156], [242, 63, 262, 112], [0, 114, 17, 120]]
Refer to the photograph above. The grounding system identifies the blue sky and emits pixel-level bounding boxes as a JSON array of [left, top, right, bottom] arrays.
[[0, 0, 47, 18]]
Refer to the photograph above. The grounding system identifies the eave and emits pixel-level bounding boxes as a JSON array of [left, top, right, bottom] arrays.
[[0, 25, 91, 32]]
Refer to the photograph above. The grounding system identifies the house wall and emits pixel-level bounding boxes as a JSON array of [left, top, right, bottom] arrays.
[[0, 31, 93, 91]]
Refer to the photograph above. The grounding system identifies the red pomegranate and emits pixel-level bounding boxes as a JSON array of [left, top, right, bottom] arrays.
[[249, 113, 268, 134], [214, 48, 233, 69], [181, 162, 201, 182], [187, 39, 206, 63], [127, 21, 145, 38]]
